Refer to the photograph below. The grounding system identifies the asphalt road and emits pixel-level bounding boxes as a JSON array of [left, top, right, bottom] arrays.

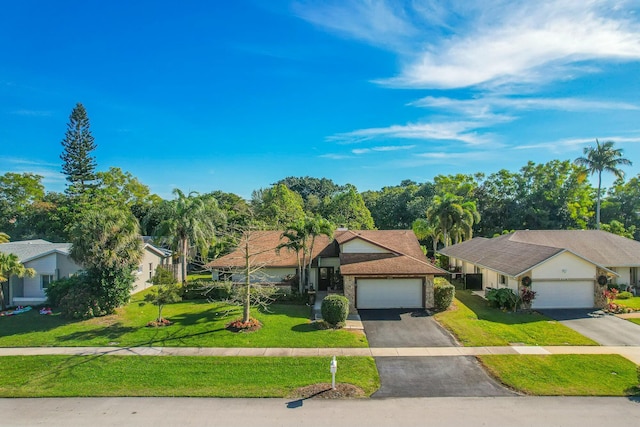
[[540, 309, 640, 345], [359, 309, 514, 397], [2, 397, 639, 427]]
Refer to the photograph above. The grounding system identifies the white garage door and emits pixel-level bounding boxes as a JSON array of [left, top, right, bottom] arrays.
[[531, 281, 595, 309], [356, 278, 423, 309]]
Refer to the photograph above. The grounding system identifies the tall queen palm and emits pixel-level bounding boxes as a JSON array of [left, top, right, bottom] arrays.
[[574, 139, 632, 229]]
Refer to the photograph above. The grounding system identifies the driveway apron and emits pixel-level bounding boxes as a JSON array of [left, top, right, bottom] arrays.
[[540, 309, 640, 346], [359, 309, 515, 398]]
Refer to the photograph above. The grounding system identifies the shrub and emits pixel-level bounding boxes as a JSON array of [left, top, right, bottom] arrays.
[[433, 277, 455, 311], [321, 294, 349, 326], [272, 289, 306, 304], [486, 288, 517, 310], [182, 280, 232, 300], [607, 283, 621, 291], [59, 286, 107, 319], [46, 274, 85, 306], [45, 269, 133, 319], [617, 291, 633, 300]]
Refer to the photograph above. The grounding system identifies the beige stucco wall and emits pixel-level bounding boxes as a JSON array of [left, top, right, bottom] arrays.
[[531, 252, 596, 280], [23, 253, 57, 300], [230, 267, 296, 284], [341, 239, 389, 254], [611, 267, 630, 287], [55, 252, 82, 278], [132, 247, 182, 294]]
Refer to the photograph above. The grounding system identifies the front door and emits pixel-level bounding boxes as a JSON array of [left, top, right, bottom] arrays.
[[318, 267, 333, 291]]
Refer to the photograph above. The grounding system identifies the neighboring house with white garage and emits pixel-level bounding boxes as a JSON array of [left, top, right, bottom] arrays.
[[207, 229, 446, 313], [1, 239, 180, 307], [439, 230, 640, 309]]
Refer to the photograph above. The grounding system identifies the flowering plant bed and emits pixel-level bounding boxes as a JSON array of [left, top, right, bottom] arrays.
[[226, 317, 262, 333], [146, 318, 172, 327]]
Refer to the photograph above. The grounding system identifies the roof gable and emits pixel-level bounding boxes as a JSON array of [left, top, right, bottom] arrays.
[[439, 229, 638, 276], [207, 229, 446, 275], [0, 241, 72, 263]]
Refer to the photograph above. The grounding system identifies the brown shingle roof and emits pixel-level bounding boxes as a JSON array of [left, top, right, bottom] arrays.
[[508, 230, 640, 267], [337, 230, 446, 276], [206, 231, 333, 269], [438, 235, 563, 277], [206, 229, 446, 276], [439, 230, 640, 276]]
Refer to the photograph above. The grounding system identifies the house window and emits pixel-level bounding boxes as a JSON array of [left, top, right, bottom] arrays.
[[499, 275, 506, 285], [137, 265, 143, 274], [41, 274, 54, 289]]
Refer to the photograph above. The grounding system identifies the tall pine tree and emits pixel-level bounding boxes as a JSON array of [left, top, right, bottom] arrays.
[[61, 103, 97, 196]]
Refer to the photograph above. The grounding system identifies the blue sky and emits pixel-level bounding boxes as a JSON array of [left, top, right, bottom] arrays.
[[2, 0, 640, 199]]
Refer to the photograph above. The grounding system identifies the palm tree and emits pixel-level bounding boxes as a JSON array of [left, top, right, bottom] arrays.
[[412, 218, 442, 255], [427, 193, 465, 247], [574, 139, 632, 229], [305, 216, 334, 286], [0, 252, 36, 311], [451, 201, 481, 244], [280, 219, 309, 290], [152, 189, 222, 283], [280, 216, 334, 292]]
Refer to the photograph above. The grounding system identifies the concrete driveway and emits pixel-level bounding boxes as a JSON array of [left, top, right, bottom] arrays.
[[359, 309, 515, 398], [540, 309, 640, 346]]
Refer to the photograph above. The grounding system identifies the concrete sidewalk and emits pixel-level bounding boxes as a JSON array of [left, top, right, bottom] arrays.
[[1, 345, 639, 364]]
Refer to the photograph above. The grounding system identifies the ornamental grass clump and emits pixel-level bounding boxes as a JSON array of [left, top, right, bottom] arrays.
[[321, 295, 349, 327]]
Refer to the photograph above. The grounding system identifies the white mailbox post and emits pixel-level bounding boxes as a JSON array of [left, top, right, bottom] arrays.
[[330, 356, 337, 390]]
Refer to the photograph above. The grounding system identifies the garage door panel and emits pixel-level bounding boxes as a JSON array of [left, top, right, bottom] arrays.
[[357, 278, 423, 309], [531, 281, 594, 309]]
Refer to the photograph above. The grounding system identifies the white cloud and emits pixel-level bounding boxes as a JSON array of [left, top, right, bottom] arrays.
[[297, 0, 640, 89], [9, 109, 52, 117], [352, 144, 416, 155], [328, 121, 495, 146], [319, 153, 353, 160], [410, 96, 638, 118], [515, 135, 640, 152], [293, 0, 416, 51]]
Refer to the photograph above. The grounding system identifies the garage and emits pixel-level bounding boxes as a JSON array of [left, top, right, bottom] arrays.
[[531, 281, 595, 309], [356, 278, 423, 309]]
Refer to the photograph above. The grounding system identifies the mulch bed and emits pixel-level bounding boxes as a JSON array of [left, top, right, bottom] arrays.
[[226, 317, 262, 333], [291, 383, 366, 399]]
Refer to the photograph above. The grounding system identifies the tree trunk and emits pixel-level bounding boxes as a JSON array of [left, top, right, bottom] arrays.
[[243, 240, 251, 323], [181, 238, 188, 284], [307, 236, 317, 289], [596, 172, 602, 230], [158, 304, 164, 322], [0, 282, 6, 311]]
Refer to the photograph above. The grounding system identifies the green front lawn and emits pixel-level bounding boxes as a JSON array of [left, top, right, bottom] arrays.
[[481, 354, 640, 396], [434, 291, 598, 346], [0, 355, 379, 397], [0, 291, 367, 348], [627, 318, 640, 326], [616, 296, 640, 309]]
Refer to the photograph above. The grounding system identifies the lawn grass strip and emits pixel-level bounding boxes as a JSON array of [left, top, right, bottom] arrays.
[[0, 355, 380, 398], [479, 354, 640, 396]]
